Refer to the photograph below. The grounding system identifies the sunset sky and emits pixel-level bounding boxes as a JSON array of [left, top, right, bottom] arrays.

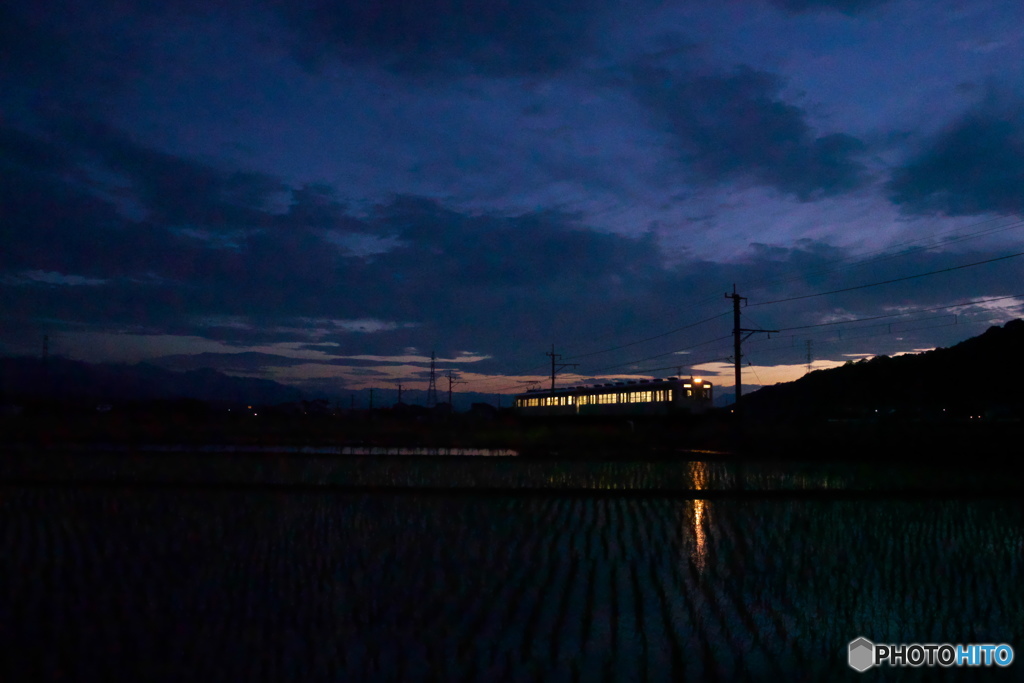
[[2, 0, 1023, 406]]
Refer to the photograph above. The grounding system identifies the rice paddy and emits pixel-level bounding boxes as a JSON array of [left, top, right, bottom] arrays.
[[2, 461, 1022, 681]]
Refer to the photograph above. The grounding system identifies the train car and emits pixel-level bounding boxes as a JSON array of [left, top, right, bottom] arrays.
[[513, 377, 713, 417]]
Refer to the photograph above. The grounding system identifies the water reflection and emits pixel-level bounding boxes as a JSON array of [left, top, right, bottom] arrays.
[[9, 452, 1022, 494], [688, 460, 709, 572], [3, 488, 1024, 681]]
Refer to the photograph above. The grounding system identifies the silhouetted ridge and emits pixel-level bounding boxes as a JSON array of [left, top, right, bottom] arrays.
[[0, 356, 302, 405], [742, 319, 1024, 420]]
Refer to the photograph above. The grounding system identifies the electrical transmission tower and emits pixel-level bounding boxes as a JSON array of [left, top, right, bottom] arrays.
[[805, 339, 813, 373], [426, 351, 439, 408], [725, 285, 777, 417], [546, 344, 578, 392]]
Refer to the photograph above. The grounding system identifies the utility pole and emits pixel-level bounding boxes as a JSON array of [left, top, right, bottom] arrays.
[[426, 351, 439, 408], [444, 370, 466, 411], [545, 344, 578, 393], [368, 387, 374, 411], [805, 339, 813, 373], [725, 285, 777, 416], [396, 383, 403, 405]]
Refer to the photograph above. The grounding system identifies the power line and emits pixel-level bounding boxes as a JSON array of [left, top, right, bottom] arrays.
[[749, 314, 957, 347], [496, 295, 1023, 393], [551, 292, 728, 359], [436, 290, 1024, 397], [453, 217, 1024, 396], [443, 370, 467, 408], [562, 310, 731, 361], [742, 216, 1024, 294], [461, 312, 731, 393], [588, 334, 734, 374], [613, 353, 735, 376], [774, 292, 1024, 331], [478, 218, 1024, 388], [546, 345, 578, 392], [749, 251, 1024, 307], [744, 311, 1018, 359]]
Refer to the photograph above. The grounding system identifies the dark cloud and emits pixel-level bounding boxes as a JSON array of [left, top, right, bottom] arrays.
[[887, 106, 1024, 216], [1, 120, 669, 359], [371, 196, 660, 288], [0, 146, 176, 278], [280, 185, 363, 232], [147, 352, 312, 373], [767, 0, 889, 14], [272, 0, 606, 76], [0, 126, 71, 174], [0, 123, 366, 337], [0, 2, 155, 114], [55, 120, 287, 230], [631, 65, 868, 199], [1, 122, 681, 368], [5, 116, 1019, 387]]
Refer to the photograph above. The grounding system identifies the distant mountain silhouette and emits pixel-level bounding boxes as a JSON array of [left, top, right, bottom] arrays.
[[741, 319, 1024, 420], [0, 356, 303, 405], [714, 391, 736, 408]]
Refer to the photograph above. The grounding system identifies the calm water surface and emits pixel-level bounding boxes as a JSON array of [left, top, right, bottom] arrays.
[[2, 462, 1022, 681]]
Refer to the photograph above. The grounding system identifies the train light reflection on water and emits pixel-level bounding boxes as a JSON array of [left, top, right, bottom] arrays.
[[688, 460, 709, 573]]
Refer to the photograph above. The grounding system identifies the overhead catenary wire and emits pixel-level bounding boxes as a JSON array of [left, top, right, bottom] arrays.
[[482, 290, 1024, 395], [748, 251, 1024, 307], [562, 310, 731, 361], [513, 219, 1017, 370], [605, 310, 1014, 379], [576, 288, 1024, 382], [587, 334, 734, 374], [543, 288, 1024, 388], [445, 215, 1024, 397], [771, 292, 1024, 332], [519, 218, 1024, 377], [738, 216, 1024, 295]]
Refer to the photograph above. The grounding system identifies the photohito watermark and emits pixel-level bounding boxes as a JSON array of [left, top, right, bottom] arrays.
[[848, 637, 1014, 672]]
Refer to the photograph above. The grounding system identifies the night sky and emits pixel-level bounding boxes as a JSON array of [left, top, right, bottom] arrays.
[[2, 0, 1023, 404]]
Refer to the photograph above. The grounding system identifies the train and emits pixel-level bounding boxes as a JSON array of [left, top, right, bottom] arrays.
[[513, 377, 713, 417]]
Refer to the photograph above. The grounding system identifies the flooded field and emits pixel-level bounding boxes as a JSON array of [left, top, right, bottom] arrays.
[[3, 451, 1021, 493], [3, 462, 1022, 681]]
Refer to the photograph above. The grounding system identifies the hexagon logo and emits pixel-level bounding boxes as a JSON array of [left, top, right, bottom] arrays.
[[848, 637, 875, 672]]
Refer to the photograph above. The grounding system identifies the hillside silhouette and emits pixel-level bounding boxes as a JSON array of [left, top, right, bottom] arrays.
[[742, 319, 1024, 421], [0, 356, 302, 406]]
